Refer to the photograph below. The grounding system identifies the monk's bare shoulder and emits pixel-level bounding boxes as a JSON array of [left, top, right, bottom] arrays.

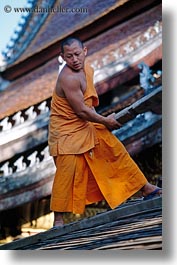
[[55, 66, 80, 97]]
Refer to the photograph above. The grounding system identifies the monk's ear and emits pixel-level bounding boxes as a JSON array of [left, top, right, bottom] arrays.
[[83, 46, 87, 56], [60, 52, 65, 61]]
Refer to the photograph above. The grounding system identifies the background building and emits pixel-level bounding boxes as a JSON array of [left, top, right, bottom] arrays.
[[0, 0, 162, 242]]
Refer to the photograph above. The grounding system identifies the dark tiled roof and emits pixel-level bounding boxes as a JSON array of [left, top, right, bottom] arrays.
[[0, 4, 162, 120], [13, 0, 126, 64], [0, 197, 162, 250], [0, 58, 58, 119]]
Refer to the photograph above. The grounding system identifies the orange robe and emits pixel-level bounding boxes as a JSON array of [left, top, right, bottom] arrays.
[[48, 63, 147, 214]]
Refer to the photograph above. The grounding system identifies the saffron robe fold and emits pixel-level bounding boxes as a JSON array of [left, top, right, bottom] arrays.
[[48, 63, 147, 214]]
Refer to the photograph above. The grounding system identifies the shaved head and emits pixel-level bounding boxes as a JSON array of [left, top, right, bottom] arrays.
[[61, 37, 84, 53]]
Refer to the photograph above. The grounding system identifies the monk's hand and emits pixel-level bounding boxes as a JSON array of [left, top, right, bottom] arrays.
[[105, 113, 122, 131]]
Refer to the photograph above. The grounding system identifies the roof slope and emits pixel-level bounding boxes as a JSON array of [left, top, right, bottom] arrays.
[[0, 197, 162, 250], [0, 4, 162, 119], [3, 0, 128, 67], [18, 0, 126, 61], [1, 0, 160, 78]]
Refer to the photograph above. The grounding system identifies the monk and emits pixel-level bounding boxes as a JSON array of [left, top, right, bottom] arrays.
[[48, 37, 162, 227]]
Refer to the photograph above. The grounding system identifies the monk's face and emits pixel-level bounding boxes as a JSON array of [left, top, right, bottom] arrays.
[[61, 41, 87, 71]]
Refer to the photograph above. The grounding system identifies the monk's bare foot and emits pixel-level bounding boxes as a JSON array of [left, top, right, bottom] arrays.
[[53, 220, 64, 227], [53, 212, 64, 227], [141, 183, 162, 198]]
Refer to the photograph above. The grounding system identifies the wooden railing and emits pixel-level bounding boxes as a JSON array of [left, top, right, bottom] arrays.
[[0, 98, 50, 132]]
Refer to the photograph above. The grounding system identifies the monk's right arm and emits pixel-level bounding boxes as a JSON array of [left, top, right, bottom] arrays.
[[61, 76, 121, 131]]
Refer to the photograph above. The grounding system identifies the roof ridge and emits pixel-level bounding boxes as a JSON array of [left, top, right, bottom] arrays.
[[1, 0, 55, 68]]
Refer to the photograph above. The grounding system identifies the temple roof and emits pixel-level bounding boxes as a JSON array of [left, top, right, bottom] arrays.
[[2, 0, 128, 67], [0, 58, 57, 120], [0, 197, 162, 250], [0, 1, 162, 245], [1, 0, 161, 78], [16, 0, 125, 61], [0, 3, 162, 120]]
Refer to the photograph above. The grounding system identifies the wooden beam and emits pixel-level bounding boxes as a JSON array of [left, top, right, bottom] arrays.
[[126, 126, 162, 155], [115, 86, 162, 123]]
